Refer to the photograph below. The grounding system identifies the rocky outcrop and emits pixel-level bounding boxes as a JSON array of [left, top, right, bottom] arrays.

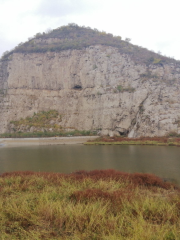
[[0, 45, 180, 137]]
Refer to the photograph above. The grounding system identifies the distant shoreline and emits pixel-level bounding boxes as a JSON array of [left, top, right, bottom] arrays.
[[1, 136, 180, 148], [0, 136, 98, 147]]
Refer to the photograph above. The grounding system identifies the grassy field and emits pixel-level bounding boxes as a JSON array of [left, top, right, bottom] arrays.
[[0, 170, 180, 239], [85, 136, 180, 147]]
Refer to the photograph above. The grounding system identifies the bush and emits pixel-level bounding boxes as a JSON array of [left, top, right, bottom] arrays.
[[167, 131, 180, 137], [117, 85, 135, 93], [117, 85, 123, 92]]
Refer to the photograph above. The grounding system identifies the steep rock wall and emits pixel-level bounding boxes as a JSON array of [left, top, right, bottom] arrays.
[[0, 45, 180, 137]]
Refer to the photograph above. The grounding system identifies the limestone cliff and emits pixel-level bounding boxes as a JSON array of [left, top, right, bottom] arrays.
[[0, 25, 180, 137]]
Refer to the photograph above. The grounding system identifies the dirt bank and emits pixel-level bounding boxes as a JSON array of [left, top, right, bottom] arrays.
[[0, 136, 98, 147]]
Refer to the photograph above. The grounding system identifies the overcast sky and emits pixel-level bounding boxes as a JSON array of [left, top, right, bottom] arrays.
[[0, 0, 180, 60]]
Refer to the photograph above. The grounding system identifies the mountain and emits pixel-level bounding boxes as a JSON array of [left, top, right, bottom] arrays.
[[0, 24, 180, 137]]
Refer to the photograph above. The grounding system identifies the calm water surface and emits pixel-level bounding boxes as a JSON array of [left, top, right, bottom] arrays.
[[0, 145, 180, 183]]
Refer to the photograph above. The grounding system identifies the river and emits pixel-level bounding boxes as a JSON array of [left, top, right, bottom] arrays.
[[0, 144, 180, 184]]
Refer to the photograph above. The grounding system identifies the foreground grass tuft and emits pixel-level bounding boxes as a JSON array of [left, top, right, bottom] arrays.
[[0, 170, 180, 239]]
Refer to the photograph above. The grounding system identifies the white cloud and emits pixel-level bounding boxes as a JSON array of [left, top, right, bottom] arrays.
[[0, 0, 180, 60], [35, 0, 99, 17]]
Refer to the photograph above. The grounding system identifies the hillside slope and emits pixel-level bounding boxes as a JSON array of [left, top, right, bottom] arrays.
[[0, 24, 180, 137]]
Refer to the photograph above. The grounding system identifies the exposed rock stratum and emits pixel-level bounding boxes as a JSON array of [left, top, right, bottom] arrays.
[[0, 25, 180, 137]]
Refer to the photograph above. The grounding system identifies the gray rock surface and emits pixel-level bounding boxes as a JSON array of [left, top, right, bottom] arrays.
[[0, 45, 180, 137]]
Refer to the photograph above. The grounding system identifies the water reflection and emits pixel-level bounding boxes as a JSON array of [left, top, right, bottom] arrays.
[[0, 145, 180, 184]]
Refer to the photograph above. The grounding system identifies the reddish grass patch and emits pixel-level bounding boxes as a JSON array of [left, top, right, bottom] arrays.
[[70, 188, 134, 205], [90, 136, 180, 144], [1, 170, 176, 190], [71, 169, 130, 182], [130, 173, 172, 189]]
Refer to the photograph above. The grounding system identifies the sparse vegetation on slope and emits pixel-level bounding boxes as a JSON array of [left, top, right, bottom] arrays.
[[0, 110, 96, 138], [0, 170, 179, 240], [1, 23, 178, 66], [9, 110, 62, 132]]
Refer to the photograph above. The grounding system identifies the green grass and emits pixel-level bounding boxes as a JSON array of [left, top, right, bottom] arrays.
[[0, 170, 179, 239], [117, 85, 135, 93]]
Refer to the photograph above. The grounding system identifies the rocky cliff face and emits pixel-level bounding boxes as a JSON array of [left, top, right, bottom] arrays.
[[0, 45, 180, 137]]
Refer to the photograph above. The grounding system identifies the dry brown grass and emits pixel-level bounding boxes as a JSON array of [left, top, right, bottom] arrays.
[[86, 136, 180, 147], [0, 170, 179, 239]]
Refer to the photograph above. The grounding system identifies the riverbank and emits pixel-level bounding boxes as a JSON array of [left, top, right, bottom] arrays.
[[0, 170, 179, 239], [1, 136, 180, 147], [0, 136, 98, 147], [85, 136, 180, 146]]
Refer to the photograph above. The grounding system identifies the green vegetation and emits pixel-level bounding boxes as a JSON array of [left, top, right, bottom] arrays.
[[93, 64, 97, 69], [117, 85, 135, 93], [8, 110, 64, 134], [0, 89, 6, 96], [0, 170, 179, 239], [153, 58, 162, 64], [146, 57, 164, 65], [1, 23, 176, 66], [167, 132, 180, 138], [0, 130, 95, 138], [85, 136, 180, 146], [140, 71, 158, 80], [174, 119, 180, 128], [0, 110, 97, 138], [139, 103, 145, 113], [117, 85, 122, 92], [10, 110, 62, 130]]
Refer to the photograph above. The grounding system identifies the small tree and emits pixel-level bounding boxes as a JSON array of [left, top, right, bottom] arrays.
[[2, 51, 9, 57], [35, 33, 42, 38]]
